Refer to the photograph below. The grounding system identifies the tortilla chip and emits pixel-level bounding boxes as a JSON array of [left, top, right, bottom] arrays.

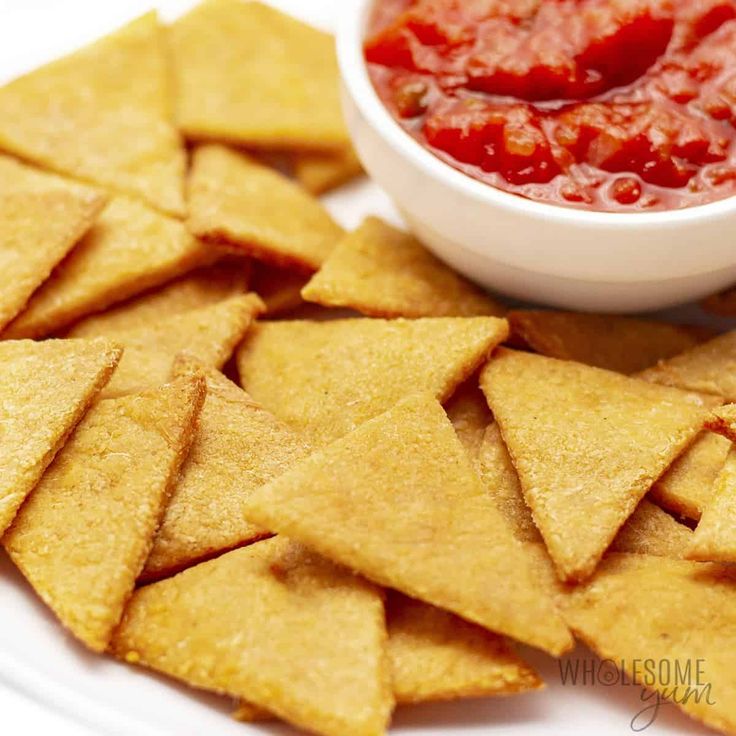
[[250, 262, 309, 315], [639, 330, 736, 401], [112, 538, 393, 736], [0, 13, 185, 216], [99, 293, 263, 398], [702, 285, 736, 316], [243, 393, 572, 655], [508, 311, 713, 374], [302, 218, 505, 318], [0, 339, 122, 535], [560, 553, 736, 736], [187, 144, 343, 271], [477, 423, 543, 544], [479, 423, 691, 556], [444, 379, 492, 461], [706, 404, 736, 441], [687, 448, 736, 562], [610, 500, 692, 557], [67, 260, 250, 338], [387, 593, 542, 703], [650, 430, 730, 520], [169, 0, 349, 151], [293, 147, 364, 195], [3, 376, 205, 651], [237, 316, 508, 446], [0, 158, 106, 331], [481, 349, 708, 582], [141, 357, 310, 581], [3, 197, 213, 339]]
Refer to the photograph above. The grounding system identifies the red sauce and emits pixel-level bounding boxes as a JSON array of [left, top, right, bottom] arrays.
[[365, 0, 736, 211]]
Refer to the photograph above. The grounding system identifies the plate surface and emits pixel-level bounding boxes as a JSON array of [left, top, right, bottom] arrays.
[[0, 2, 722, 734]]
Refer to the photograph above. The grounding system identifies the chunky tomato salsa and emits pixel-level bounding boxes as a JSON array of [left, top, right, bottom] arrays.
[[365, 0, 736, 211]]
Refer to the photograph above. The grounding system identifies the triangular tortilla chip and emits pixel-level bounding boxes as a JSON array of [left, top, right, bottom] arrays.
[[650, 430, 730, 520], [707, 403, 736, 441], [4, 197, 213, 339], [0, 338, 122, 535], [67, 260, 250, 338], [302, 218, 505, 318], [0, 13, 185, 216], [481, 349, 708, 582], [250, 262, 309, 315], [141, 357, 310, 581], [509, 310, 712, 374], [169, 0, 349, 151], [187, 144, 343, 271], [242, 393, 573, 655], [387, 593, 542, 703], [687, 448, 736, 562], [639, 330, 736, 401], [479, 423, 692, 556], [560, 553, 736, 736], [3, 377, 205, 651], [111, 538, 393, 736], [99, 293, 263, 398], [238, 316, 508, 446], [477, 423, 543, 544], [445, 379, 492, 461], [610, 500, 693, 558], [0, 156, 106, 330], [234, 590, 541, 720], [293, 147, 364, 195]]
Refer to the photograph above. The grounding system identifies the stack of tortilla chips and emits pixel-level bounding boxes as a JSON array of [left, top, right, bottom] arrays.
[[2, 2, 736, 736]]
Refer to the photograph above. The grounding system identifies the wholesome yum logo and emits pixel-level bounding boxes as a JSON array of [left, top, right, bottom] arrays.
[[558, 658, 715, 731]]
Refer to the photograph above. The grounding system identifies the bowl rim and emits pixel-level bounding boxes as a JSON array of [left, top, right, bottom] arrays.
[[337, 0, 736, 229]]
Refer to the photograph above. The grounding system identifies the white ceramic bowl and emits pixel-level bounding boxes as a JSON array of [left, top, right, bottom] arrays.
[[337, 0, 736, 313]]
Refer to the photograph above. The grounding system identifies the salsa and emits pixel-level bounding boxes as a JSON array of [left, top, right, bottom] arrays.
[[365, 0, 736, 211]]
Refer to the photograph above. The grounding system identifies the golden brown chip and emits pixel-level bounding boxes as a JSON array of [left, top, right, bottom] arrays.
[[67, 261, 250, 337], [250, 262, 309, 315], [610, 500, 692, 557], [293, 147, 364, 195], [479, 423, 691, 556], [0, 13, 185, 216], [0, 159, 106, 331], [242, 393, 572, 655], [234, 590, 541, 719], [387, 593, 542, 703], [477, 423, 542, 544], [169, 0, 349, 151], [237, 316, 508, 446], [481, 349, 707, 582], [444, 378, 492, 461], [0, 338, 122, 535], [687, 448, 736, 563], [706, 403, 736, 441], [99, 293, 263, 398], [650, 431, 730, 520], [639, 330, 736, 400], [141, 357, 310, 581], [4, 377, 204, 651], [187, 144, 343, 271], [3, 197, 213, 339], [508, 310, 713, 374], [302, 218, 505, 318], [560, 553, 736, 736], [112, 538, 393, 736]]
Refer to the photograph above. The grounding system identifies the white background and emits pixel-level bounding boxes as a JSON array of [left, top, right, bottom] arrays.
[[0, 2, 721, 735]]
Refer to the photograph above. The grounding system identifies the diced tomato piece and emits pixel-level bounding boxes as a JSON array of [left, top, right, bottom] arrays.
[[424, 98, 562, 184]]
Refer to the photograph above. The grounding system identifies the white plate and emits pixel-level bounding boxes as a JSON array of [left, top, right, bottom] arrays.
[[0, 2, 724, 735]]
